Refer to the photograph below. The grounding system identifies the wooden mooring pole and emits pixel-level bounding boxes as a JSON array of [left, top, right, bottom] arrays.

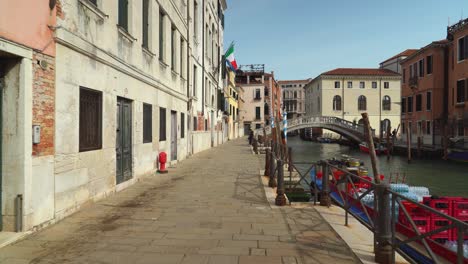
[[406, 124, 412, 163]]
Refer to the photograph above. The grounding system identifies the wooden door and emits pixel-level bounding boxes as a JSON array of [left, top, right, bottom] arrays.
[[116, 98, 132, 184]]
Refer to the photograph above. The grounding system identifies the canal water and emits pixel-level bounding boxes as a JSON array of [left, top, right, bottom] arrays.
[[286, 136, 468, 197]]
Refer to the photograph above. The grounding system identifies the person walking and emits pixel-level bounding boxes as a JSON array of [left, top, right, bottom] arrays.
[[248, 129, 254, 145]]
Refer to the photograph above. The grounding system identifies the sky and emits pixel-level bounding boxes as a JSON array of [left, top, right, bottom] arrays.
[[224, 0, 467, 80]]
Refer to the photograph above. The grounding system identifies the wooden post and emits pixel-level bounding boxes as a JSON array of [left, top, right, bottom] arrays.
[[417, 136, 422, 158], [406, 125, 412, 163], [361, 113, 381, 184], [386, 125, 391, 161]]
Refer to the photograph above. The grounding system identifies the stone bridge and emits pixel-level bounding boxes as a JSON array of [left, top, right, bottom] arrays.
[[257, 116, 376, 143]]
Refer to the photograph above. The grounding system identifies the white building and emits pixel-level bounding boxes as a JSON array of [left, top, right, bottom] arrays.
[[279, 79, 310, 119], [51, 0, 226, 223], [305, 68, 401, 139], [379, 49, 417, 74]]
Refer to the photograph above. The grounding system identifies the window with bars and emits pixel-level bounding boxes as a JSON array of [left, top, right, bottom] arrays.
[[171, 25, 176, 70], [159, 107, 166, 141], [159, 10, 165, 61], [457, 79, 466, 103], [79, 87, 102, 152], [142, 0, 149, 49], [143, 103, 152, 143], [181, 113, 185, 138], [118, 0, 129, 31]]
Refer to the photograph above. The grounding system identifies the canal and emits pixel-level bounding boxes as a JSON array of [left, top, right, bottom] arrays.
[[286, 136, 468, 197]]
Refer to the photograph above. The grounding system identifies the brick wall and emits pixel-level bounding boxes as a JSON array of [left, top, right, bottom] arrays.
[[32, 52, 55, 156]]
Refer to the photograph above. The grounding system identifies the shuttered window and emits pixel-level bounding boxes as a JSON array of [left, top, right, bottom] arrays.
[[193, 117, 197, 131], [118, 0, 128, 31], [79, 87, 102, 152], [142, 0, 149, 49], [171, 25, 176, 70], [159, 107, 166, 141], [143, 103, 152, 143], [255, 107, 261, 120], [181, 113, 185, 138], [159, 10, 165, 61]]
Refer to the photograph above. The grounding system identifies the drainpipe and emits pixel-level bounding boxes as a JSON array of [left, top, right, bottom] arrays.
[[341, 78, 345, 119], [201, 0, 205, 116], [379, 78, 382, 141], [186, 0, 191, 155]]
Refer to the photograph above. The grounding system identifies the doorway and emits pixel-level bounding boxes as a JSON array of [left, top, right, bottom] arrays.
[[116, 97, 132, 184], [171, 111, 177, 161]]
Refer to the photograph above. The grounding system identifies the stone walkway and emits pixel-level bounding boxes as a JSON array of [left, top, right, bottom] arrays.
[[0, 139, 360, 264]]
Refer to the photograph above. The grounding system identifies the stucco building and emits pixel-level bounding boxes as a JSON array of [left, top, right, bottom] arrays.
[[0, 0, 227, 234], [223, 68, 242, 139], [279, 79, 309, 119], [305, 68, 401, 139]]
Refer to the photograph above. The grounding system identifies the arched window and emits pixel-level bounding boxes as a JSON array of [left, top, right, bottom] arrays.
[[382, 95, 391, 110], [333, 95, 342, 111], [358, 95, 367, 111], [381, 119, 391, 133]]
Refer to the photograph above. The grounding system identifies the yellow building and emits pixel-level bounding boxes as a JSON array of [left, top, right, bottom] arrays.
[[225, 69, 240, 139], [305, 68, 401, 139]]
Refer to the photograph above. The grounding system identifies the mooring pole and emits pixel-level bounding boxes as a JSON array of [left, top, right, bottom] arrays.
[[375, 183, 393, 264], [265, 148, 271, 177], [406, 125, 412, 163], [386, 125, 391, 161], [361, 113, 381, 184], [319, 162, 331, 207], [269, 150, 277, 188], [275, 159, 287, 206]]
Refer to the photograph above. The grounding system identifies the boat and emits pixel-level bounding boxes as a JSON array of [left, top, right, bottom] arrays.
[[359, 142, 389, 155], [311, 156, 468, 263], [447, 149, 468, 163]]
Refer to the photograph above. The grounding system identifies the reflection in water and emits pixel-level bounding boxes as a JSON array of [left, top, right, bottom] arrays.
[[287, 136, 468, 197]]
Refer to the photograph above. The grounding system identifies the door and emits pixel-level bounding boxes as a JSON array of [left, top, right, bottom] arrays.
[[116, 98, 132, 184], [171, 111, 177, 161], [0, 75, 3, 231]]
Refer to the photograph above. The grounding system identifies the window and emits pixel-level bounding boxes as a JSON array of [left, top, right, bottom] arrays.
[[382, 95, 391, 111], [205, 119, 208, 131], [294, 91, 297, 98], [255, 107, 261, 120], [181, 113, 185, 138], [372, 81, 377, 88], [358, 95, 367, 111], [159, 10, 165, 61], [143, 103, 152, 143], [409, 65, 413, 78], [402, 69, 406, 83], [457, 79, 466, 103], [255, 89, 261, 100], [334, 81, 340, 88], [193, 65, 197, 96], [159, 107, 166, 141], [402, 97, 406, 113], [88, 0, 97, 6], [416, 94, 422, 111], [417, 121, 422, 135], [193, 117, 197, 131], [79, 87, 102, 152], [419, 59, 424, 77], [407, 96, 413, 113], [426, 91, 432, 110], [255, 124, 261, 129], [142, 0, 149, 49], [384, 82, 389, 89], [426, 121, 431, 135], [347, 81, 353, 88], [194, 1, 198, 39], [458, 36, 468, 61], [427, 55, 433, 74], [118, 0, 129, 31], [333, 95, 342, 111], [359, 82, 365, 89], [171, 25, 176, 70]]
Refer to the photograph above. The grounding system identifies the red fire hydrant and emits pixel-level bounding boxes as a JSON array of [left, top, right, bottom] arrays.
[[158, 152, 168, 174]]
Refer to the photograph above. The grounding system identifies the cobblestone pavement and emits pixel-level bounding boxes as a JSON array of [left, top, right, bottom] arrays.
[[0, 139, 360, 264]]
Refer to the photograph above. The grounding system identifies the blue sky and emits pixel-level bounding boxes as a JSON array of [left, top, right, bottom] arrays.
[[224, 0, 467, 80]]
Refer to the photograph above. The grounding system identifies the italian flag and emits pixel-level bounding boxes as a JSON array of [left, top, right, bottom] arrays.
[[225, 43, 238, 71]]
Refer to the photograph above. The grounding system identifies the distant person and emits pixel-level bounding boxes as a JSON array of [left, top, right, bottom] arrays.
[[248, 129, 254, 145]]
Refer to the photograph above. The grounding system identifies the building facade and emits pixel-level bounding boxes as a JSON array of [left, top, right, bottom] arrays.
[[380, 49, 418, 74], [223, 68, 241, 140], [400, 41, 447, 146], [279, 79, 309, 119], [0, 0, 227, 233], [305, 68, 401, 139]]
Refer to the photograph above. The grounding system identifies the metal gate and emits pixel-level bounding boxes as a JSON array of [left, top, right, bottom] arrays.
[[116, 97, 132, 184], [171, 111, 177, 161]]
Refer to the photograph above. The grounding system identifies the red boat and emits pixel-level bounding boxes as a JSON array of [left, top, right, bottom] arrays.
[[359, 142, 389, 155]]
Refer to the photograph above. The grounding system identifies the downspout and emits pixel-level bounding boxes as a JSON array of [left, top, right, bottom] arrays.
[[379, 78, 382, 141], [202, 0, 205, 116], [187, 0, 191, 155], [342, 77, 345, 119]]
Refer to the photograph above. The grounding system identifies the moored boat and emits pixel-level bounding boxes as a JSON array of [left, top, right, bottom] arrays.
[[359, 142, 389, 155]]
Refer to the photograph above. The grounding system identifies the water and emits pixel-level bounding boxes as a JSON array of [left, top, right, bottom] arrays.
[[287, 136, 468, 197]]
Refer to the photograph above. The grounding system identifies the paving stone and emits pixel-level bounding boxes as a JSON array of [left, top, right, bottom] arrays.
[[239, 255, 283, 264], [208, 255, 238, 264], [233, 234, 279, 241], [250, 248, 266, 256], [198, 246, 250, 255]]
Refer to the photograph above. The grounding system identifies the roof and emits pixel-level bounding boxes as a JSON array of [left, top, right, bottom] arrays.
[[401, 39, 449, 63], [321, 68, 400, 77], [278, 79, 311, 85], [380, 49, 418, 64]]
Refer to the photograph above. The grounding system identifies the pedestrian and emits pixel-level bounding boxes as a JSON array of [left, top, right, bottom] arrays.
[[281, 131, 286, 145], [248, 129, 254, 145]]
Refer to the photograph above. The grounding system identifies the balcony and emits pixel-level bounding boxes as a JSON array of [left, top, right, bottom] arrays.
[[253, 96, 262, 101], [409, 76, 418, 89]]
